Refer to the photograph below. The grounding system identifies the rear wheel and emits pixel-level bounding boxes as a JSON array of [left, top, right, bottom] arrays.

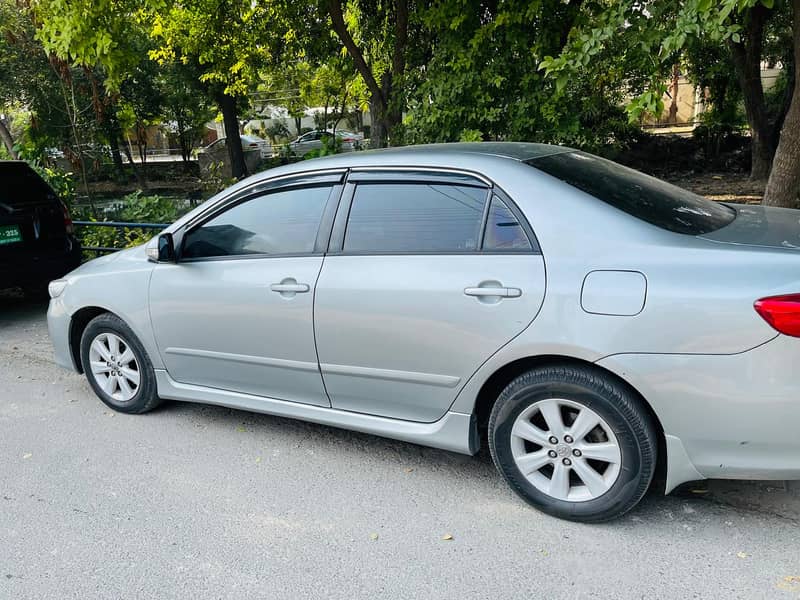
[[489, 364, 657, 522], [80, 313, 161, 414]]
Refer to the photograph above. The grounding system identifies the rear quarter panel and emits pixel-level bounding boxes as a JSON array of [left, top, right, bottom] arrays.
[[449, 163, 795, 414]]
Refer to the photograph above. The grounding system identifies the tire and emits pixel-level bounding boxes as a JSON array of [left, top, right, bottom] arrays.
[[488, 364, 658, 523], [80, 313, 162, 414]]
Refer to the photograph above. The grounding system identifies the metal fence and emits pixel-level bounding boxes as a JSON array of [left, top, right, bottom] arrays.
[[73, 220, 170, 257]]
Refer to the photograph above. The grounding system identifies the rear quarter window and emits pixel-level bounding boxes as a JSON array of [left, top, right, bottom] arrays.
[[527, 152, 736, 235], [0, 162, 55, 209]]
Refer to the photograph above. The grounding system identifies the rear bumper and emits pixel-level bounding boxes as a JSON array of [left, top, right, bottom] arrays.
[[598, 335, 800, 486], [0, 235, 81, 289]]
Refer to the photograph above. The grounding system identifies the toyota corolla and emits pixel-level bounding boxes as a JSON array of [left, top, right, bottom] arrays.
[[47, 143, 800, 522]]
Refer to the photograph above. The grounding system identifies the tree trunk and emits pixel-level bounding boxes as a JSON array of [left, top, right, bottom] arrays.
[[328, 0, 407, 147], [763, 0, 800, 208], [0, 118, 18, 159], [217, 93, 247, 179], [667, 64, 680, 124], [294, 116, 302, 136], [104, 113, 126, 182], [369, 97, 388, 149], [729, 4, 774, 180]]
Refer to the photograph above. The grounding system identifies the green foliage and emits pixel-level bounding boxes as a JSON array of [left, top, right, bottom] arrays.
[[75, 192, 180, 258], [538, 0, 778, 123], [458, 129, 483, 142], [264, 120, 291, 143], [201, 161, 238, 195], [403, 0, 638, 151], [303, 133, 341, 159], [33, 163, 76, 203]]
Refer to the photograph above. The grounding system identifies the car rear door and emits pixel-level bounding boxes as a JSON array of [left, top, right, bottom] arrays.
[[148, 172, 343, 406], [313, 170, 547, 422]]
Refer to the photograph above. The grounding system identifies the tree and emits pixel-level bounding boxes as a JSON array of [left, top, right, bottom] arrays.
[[148, 0, 283, 178], [35, 0, 293, 179], [404, 0, 633, 149], [328, 0, 410, 146], [541, 0, 799, 206], [764, 0, 800, 206]]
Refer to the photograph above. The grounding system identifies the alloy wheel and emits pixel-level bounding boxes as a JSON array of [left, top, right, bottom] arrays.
[[88, 332, 140, 403], [509, 398, 621, 502]]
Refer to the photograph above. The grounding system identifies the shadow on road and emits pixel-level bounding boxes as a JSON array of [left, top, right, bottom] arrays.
[[0, 289, 49, 327]]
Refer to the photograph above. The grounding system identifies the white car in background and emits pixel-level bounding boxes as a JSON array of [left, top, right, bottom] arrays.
[[288, 130, 362, 156], [198, 134, 272, 159]]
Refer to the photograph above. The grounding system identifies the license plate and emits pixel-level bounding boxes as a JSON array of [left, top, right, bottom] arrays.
[[0, 224, 22, 245]]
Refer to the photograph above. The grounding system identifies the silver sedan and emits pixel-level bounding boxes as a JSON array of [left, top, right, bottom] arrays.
[[47, 143, 800, 522]]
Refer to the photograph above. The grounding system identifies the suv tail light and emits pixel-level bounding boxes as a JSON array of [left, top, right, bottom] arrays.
[[60, 200, 74, 235], [754, 294, 800, 337]]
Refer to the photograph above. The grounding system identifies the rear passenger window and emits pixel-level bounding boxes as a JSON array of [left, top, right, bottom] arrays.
[[482, 195, 532, 251], [344, 183, 487, 253]]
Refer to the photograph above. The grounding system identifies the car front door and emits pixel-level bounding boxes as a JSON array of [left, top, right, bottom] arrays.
[[313, 171, 547, 422], [148, 173, 343, 406]]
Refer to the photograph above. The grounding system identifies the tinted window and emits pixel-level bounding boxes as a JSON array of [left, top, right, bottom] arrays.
[[483, 195, 532, 251], [344, 183, 487, 253], [528, 152, 736, 235], [182, 186, 330, 259], [0, 162, 56, 208]]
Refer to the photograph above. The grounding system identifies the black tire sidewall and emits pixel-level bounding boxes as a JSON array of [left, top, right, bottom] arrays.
[[490, 368, 656, 522], [80, 314, 158, 414]]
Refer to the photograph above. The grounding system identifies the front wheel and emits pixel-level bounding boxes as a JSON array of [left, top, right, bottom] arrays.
[[489, 364, 658, 522], [80, 313, 162, 414]]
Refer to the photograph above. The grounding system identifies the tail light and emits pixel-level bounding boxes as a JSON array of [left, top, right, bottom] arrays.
[[60, 200, 74, 235], [754, 294, 800, 337]]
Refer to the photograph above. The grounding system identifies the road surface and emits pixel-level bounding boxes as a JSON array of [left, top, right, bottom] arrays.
[[1, 292, 799, 599]]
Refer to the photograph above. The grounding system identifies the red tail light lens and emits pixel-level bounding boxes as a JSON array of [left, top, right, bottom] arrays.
[[60, 200, 74, 235], [754, 294, 800, 337]]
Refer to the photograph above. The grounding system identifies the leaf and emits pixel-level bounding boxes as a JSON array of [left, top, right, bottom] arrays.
[[731, 32, 741, 44], [369, 533, 379, 541], [737, 552, 749, 559], [22, 453, 32, 459], [442, 534, 454, 541], [403, 468, 414, 473], [255, 457, 262, 464]]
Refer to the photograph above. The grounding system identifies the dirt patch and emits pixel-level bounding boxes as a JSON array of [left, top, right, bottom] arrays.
[[666, 172, 765, 204]]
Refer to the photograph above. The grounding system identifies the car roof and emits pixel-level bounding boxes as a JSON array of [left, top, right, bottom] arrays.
[[229, 142, 575, 186], [360, 142, 573, 161]]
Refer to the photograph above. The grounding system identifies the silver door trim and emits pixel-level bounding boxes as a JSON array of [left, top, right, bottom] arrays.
[[348, 165, 493, 186], [165, 347, 320, 372], [320, 363, 462, 388], [154, 370, 477, 454]]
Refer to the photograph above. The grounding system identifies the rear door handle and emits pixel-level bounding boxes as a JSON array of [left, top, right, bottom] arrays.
[[270, 278, 310, 297], [464, 287, 522, 298]]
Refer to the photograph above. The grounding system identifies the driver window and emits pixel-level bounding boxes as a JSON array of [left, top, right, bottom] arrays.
[[182, 186, 331, 259]]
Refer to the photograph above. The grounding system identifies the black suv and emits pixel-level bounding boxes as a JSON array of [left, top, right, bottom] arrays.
[[0, 161, 81, 295]]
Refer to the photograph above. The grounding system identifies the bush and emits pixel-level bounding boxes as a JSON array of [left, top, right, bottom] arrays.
[[75, 192, 180, 260]]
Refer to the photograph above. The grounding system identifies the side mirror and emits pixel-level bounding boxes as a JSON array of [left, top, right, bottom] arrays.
[[147, 232, 176, 263]]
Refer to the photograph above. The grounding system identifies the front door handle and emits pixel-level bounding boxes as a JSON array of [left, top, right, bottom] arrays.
[[270, 278, 310, 297], [464, 286, 522, 298]]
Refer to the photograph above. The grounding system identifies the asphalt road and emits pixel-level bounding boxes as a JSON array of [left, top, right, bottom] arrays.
[[2, 292, 799, 600]]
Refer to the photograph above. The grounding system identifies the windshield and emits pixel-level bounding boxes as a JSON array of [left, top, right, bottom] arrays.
[[527, 151, 736, 235]]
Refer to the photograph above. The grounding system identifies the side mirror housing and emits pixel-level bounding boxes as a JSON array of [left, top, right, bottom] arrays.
[[147, 232, 176, 263]]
